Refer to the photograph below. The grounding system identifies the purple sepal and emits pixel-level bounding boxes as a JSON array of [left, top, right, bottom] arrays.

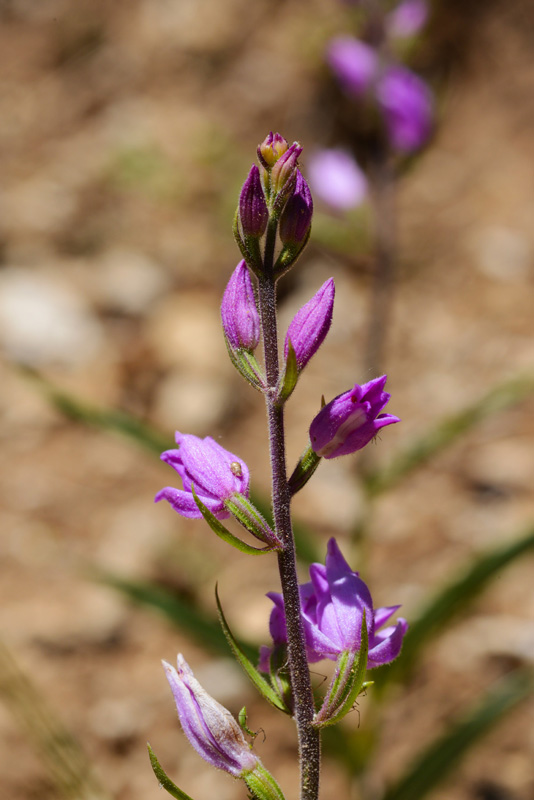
[[155, 432, 250, 520], [309, 375, 400, 459], [221, 260, 260, 352], [377, 66, 433, 153], [307, 149, 367, 212], [284, 278, 335, 373], [260, 538, 407, 669], [239, 165, 268, 239], [163, 655, 258, 777], [326, 36, 378, 96], [279, 170, 313, 246]]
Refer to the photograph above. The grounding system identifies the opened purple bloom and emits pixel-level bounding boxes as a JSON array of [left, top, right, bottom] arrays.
[[221, 260, 260, 352], [260, 538, 407, 669], [164, 655, 258, 777], [155, 432, 250, 519], [284, 278, 335, 372], [377, 65, 433, 153], [307, 149, 367, 211], [310, 375, 400, 459], [326, 36, 378, 96]]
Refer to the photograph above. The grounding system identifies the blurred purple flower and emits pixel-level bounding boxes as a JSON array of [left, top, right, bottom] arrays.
[[221, 260, 260, 352], [163, 655, 258, 777], [279, 169, 313, 246], [326, 36, 378, 96], [377, 65, 433, 152], [155, 432, 250, 519], [308, 149, 367, 211], [260, 538, 407, 669], [309, 375, 399, 459], [284, 278, 334, 372], [387, 0, 428, 39]]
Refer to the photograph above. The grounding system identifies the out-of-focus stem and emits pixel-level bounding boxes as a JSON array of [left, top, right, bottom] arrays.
[[258, 218, 321, 800]]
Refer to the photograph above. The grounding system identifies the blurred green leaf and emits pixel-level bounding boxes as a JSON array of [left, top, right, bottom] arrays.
[[21, 367, 169, 455], [381, 670, 533, 800], [376, 524, 534, 686], [0, 638, 112, 800], [98, 572, 258, 663], [364, 374, 534, 496]]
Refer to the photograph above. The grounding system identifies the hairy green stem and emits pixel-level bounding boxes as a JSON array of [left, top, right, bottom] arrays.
[[258, 218, 321, 800]]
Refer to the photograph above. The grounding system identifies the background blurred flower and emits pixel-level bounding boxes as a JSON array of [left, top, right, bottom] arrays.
[[307, 149, 367, 211], [377, 65, 433, 152], [326, 36, 378, 96], [387, 0, 428, 39]]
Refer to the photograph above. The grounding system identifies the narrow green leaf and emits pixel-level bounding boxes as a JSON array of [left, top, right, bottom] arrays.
[[276, 339, 299, 404], [192, 487, 274, 555], [148, 744, 196, 800], [215, 587, 289, 713], [244, 765, 287, 800], [377, 524, 534, 686], [288, 443, 322, 496], [364, 374, 534, 496], [382, 671, 533, 800]]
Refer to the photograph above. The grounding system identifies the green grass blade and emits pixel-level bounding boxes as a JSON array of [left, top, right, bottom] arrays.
[[382, 670, 533, 800], [98, 572, 258, 662], [364, 374, 534, 496], [376, 524, 534, 687]]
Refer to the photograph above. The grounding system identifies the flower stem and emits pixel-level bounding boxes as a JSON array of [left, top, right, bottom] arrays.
[[258, 219, 320, 800]]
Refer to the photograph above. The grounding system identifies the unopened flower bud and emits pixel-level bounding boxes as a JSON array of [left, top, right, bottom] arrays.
[[284, 278, 334, 373], [279, 170, 313, 246], [257, 131, 289, 167], [310, 375, 400, 458], [239, 165, 268, 239], [221, 260, 260, 353], [270, 142, 303, 200], [163, 655, 259, 777]]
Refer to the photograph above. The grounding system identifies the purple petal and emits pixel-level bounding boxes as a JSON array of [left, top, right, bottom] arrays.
[[307, 149, 367, 211], [155, 487, 228, 519], [284, 278, 335, 371], [367, 618, 408, 668]]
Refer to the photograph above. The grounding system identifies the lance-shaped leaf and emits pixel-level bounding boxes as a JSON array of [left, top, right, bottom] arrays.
[[275, 339, 298, 405], [148, 744, 196, 800], [192, 487, 274, 555], [244, 764, 287, 800], [313, 611, 369, 727], [215, 586, 289, 713], [288, 443, 322, 496]]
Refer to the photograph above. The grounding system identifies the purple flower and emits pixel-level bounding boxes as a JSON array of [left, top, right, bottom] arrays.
[[279, 169, 313, 246], [163, 655, 258, 777], [239, 165, 268, 239], [309, 375, 400, 459], [155, 432, 250, 519], [284, 278, 335, 372], [307, 149, 367, 211], [326, 36, 378, 96], [221, 260, 260, 352], [387, 0, 428, 39], [377, 65, 433, 152], [260, 539, 407, 669]]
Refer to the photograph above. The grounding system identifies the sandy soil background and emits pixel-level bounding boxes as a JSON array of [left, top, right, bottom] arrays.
[[0, 1, 533, 799]]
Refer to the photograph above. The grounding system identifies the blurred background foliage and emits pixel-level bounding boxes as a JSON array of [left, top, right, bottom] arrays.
[[0, 1, 533, 800]]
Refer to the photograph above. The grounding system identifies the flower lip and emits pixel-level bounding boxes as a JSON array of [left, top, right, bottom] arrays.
[[155, 432, 250, 519]]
